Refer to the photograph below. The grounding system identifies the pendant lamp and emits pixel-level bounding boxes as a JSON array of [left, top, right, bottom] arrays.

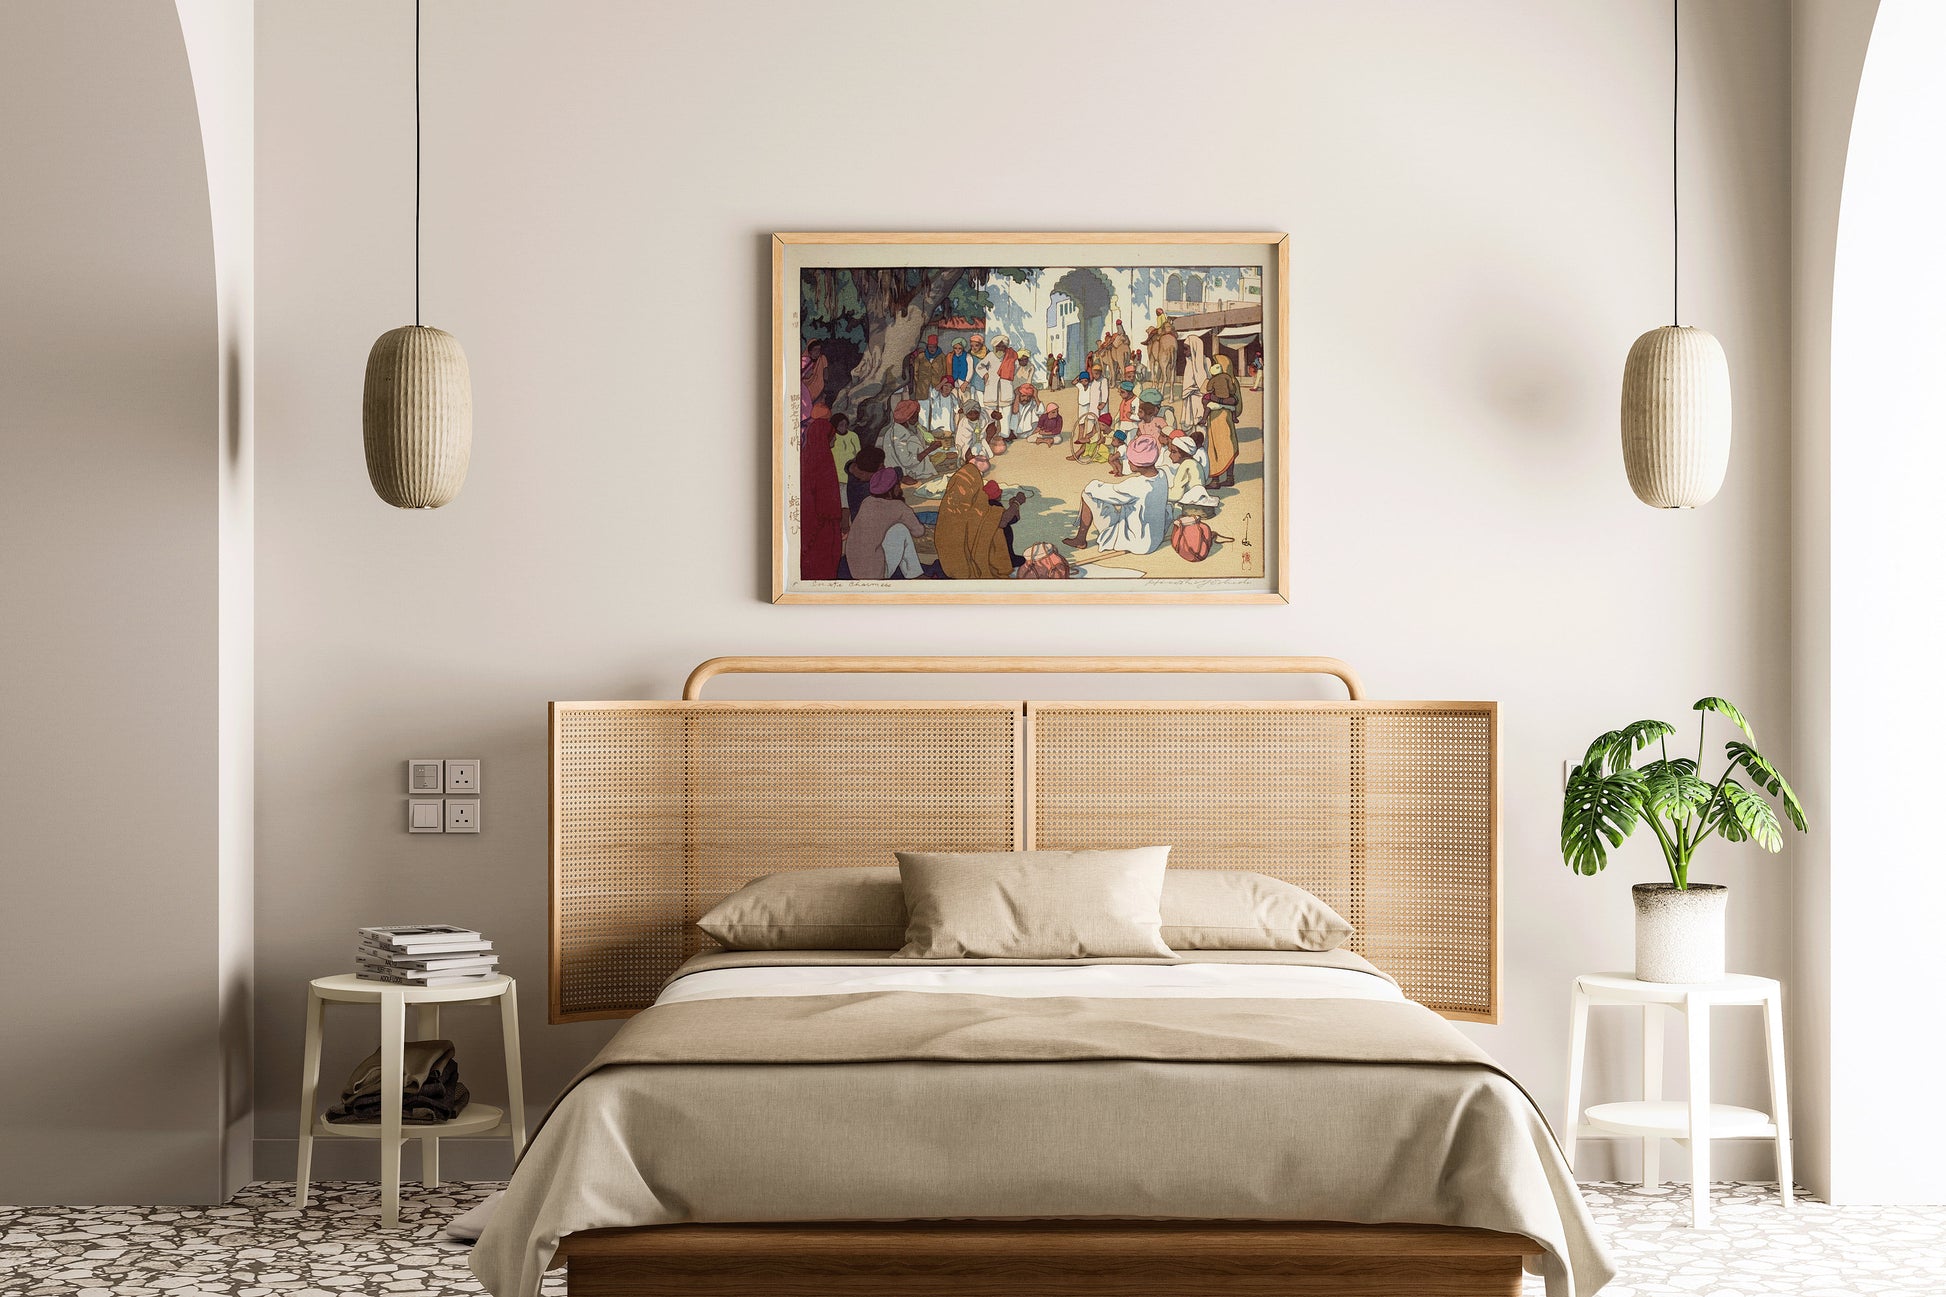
[[1620, 0, 1729, 510], [363, 0, 472, 509]]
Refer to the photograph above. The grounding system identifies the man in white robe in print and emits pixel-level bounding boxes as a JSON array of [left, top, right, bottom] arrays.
[[924, 373, 958, 434], [952, 398, 990, 462], [1007, 384, 1046, 441], [1074, 367, 1101, 426], [1061, 435, 1171, 555], [978, 336, 1015, 417], [881, 399, 936, 482]]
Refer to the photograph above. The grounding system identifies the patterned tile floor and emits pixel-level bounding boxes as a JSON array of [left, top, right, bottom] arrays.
[[0, 1181, 1942, 1296]]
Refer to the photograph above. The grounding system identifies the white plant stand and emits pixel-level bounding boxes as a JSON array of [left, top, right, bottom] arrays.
[[293, 972, 527, 1228], [1563, 971, 1792, 1228]]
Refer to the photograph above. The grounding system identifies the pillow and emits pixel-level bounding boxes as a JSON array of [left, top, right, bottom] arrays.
[[696, 867, 907, 950], [1160, 870, 1353, 952], [696, 863, 1354, 954], [894, 847, 1173, 959]]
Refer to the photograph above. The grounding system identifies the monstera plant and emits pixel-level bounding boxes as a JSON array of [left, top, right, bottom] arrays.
[[1562, 697, 1806, 886], [1561, 698, 1807, 982]]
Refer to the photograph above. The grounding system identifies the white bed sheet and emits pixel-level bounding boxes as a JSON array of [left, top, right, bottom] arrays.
[[655, 961, 1407, 1006]]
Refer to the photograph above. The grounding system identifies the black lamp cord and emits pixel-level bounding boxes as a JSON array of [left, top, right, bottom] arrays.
[[1672, 0, 1679, 327], [414, 0, 422, 328]]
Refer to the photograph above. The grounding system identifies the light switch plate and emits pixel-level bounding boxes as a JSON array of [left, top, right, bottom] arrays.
[[408, 759, 445, 795], [444, 758, 481, 794], [444, 798, 481, 833], [408, 798, 445, 833]]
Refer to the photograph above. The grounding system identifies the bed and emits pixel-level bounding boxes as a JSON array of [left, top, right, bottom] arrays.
[[471, 656, 1613, 1297]]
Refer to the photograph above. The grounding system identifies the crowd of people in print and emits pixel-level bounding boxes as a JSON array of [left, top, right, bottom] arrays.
[[798, 307, 1260, 583]]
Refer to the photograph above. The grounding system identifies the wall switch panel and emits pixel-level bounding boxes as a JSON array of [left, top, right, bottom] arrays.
[[444, 798, 481, 833], [408, 799, 445, 833], [408, 758, 445, 794], [444, 758, 481, 794]]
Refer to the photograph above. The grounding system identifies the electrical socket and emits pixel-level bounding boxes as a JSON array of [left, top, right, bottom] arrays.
[[444, 798, 481, 833], [444, 758, 481, 794]]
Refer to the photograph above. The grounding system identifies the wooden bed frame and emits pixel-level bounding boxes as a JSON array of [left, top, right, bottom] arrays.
[[555, 1221, 1542, 1296], [548, 656, 1520, 1296]]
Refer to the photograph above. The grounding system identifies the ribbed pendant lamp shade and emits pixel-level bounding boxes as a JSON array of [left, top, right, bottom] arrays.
[[363, 325, 472, 508], [1618, 0, 1732, 509], [364, 1, 471, 510], [1620, 325, 1730, 509]]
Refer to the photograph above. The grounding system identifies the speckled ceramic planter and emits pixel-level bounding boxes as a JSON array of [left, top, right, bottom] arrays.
[[1633, 882, 1727, 983]]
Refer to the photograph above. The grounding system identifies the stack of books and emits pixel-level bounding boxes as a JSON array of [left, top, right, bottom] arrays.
[[356, 924, 499, 986]]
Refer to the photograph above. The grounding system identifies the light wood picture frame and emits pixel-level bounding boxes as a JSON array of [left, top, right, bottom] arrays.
[[773, 233, 1290, 604]]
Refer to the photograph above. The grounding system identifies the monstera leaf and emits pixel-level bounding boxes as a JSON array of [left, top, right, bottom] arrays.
[[1561, 763, 1645, 876], [1693, 697, 1756, 741], [1725, 740, 1807, 832], [1640, 758, 1712, 821], [1710, 778, 1784, 852], [1583, 719, 1677, 775]]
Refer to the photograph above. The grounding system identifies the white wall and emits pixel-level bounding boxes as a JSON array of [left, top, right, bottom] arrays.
[[176, 0, 257, 1201], [253, 0, 1794, 1180], [1789, 0, 1879, 1206], [1820, 0, 1946, 1205], [0, 2, 243, 1204]]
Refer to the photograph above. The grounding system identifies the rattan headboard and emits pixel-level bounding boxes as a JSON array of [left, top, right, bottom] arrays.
[[550, 657, 1499, 1023]]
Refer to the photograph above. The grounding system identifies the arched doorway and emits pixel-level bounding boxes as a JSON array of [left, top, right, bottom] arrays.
[[1051, 267, 1113, 375]]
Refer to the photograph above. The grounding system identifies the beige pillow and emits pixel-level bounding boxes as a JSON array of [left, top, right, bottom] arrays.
[[696, 867, 907, 950], [1160, 870, 1353, 952], [894, 847, 1173, 959], [697, 864, 1353, 955]]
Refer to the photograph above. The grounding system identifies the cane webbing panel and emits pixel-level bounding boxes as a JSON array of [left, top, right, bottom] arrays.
[[551, 703, 1022, 1020], [552, 699, 1497, 1023], [1028, 703, 1497, 1020]]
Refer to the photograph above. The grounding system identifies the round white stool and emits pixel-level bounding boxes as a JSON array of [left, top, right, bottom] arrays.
[[1562, 971, 1792, 1228], [293, 972, 527, 1228]]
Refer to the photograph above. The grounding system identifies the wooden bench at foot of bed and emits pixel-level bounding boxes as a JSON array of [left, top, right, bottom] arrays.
[[555, 1220, 1545, 1297]]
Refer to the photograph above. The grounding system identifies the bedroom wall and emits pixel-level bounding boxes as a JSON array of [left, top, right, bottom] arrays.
[[0, 2, 242, 1204], [1788, 0, 1879, 1206], [176, 0, 258, 1201], [1814, 0, 1946, 1205], [253, 0, 1794, 1179]]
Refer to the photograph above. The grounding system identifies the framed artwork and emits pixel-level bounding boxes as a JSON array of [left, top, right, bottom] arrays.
[[772, 233, 1288, 604]]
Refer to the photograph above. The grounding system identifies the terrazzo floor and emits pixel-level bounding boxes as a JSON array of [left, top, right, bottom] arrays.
[[1, 1181, 1942, 1296]]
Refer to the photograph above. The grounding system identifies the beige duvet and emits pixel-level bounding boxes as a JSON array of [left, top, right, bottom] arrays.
[[471, 951, 1613, 1297]]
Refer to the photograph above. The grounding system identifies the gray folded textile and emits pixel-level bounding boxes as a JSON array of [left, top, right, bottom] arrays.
[[326, 1037, 470, 1124]]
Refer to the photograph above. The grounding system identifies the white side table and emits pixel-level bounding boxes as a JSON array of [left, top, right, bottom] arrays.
[[293, 972, 527, 1228], [1563, 971, 1792, 1228]]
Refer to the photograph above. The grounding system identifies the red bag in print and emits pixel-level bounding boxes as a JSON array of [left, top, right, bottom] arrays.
[[1171, 518, 1214, 562]]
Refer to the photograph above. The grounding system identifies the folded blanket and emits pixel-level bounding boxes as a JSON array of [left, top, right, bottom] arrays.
[[326, 1037, 470, 1124]]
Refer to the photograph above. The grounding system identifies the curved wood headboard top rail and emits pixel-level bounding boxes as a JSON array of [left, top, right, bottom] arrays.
[[682, 656, 1365, 702]]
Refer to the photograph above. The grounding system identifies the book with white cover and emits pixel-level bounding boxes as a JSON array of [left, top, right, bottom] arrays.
[[355, 969, 496, 988], [356, 950, 498, 969], [357, 947, 499, 971], [360, 924, 483, 948], [358, 934, 494, 954]]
